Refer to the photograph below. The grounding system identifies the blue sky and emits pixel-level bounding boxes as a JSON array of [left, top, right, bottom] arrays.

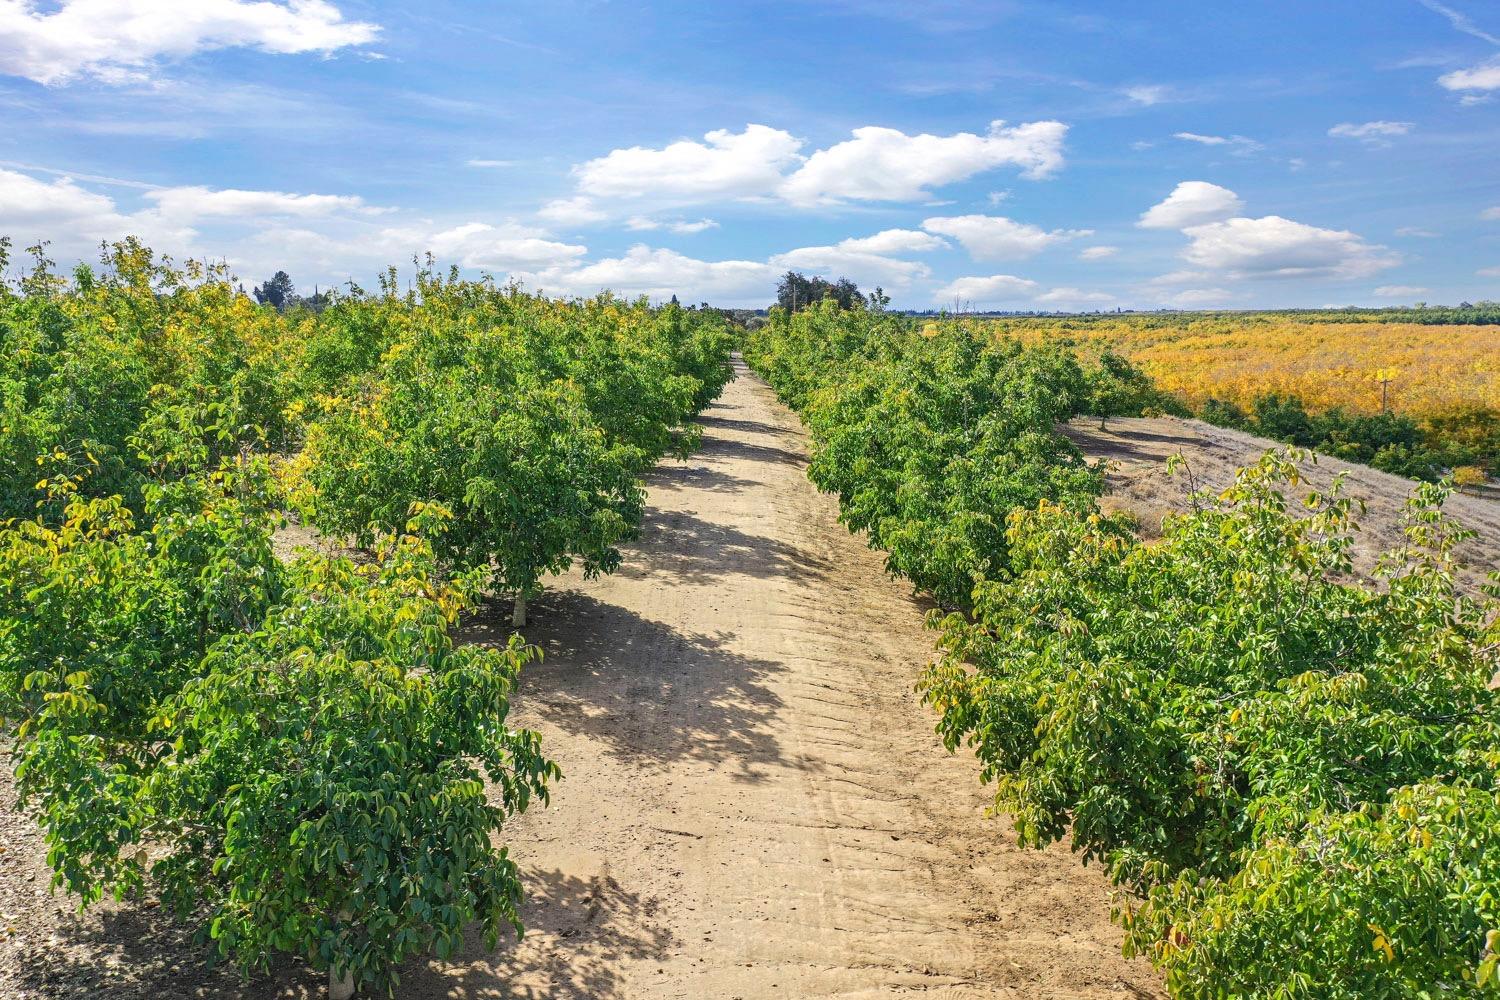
[[1, 0, 1498, 309]]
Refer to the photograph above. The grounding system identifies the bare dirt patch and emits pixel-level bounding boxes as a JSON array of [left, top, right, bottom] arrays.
[[1063, 415, 1500, 599]]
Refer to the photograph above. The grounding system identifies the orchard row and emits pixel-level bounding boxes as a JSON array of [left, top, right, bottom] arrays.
[[745, 304, 1500, 998], [0, 239, 734, 993]]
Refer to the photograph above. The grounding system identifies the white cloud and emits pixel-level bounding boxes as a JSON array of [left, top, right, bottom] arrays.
[[1179, 215, 1398, 279], [237, 219, 587, 280], [1078, 245, 1117, 260], [418, 222, 586, 270], [1138, 181, 1244, 229], [669, 219, 719, 234], [1418, 0, 1500, 45], [1477, 265, 1500, 277], [0, 167, 191, 249], [932, 274, 1038, 307], [1482, 206, 1500, 220], [1396, 226, 1440, 237], [1146, 269, 1214, 286], [1173, 131, 1261, 152], [1123, 84, 1170, 106], [624, 216, 720, 234], [769, 244, 930, 291], [573, 124, 804, 201], [934, 276, 1115, 311], [1328, 121, 1413, 143], [1373, 284, 1428, 297], [0, 0, 379, 85], [1438, 59, 1500, 91], [1157, 287, 1236, 308], [836, 228, 947, 254], [780, 119, 1067, 205], [144, 185, 383, 223], [921, 214, 1088, 261], [467, 159, 517, 168], [1034, 286, 1114, 306], [538, 196, 608, 227], [529, 245, 774, 302]]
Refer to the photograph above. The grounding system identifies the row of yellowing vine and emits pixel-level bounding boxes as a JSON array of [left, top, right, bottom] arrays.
[[745, 303, 1500, 998], [0, 238, 733, 993]]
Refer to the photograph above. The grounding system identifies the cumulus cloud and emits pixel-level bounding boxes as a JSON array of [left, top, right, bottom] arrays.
[[0, 0, 380, 85], [573, 124, 803, 202], [538, 196, 608, 227], [932, 274, 1038, 307], [624, 216, 720, 234], [544, 119, 1068, 219], [1483, 206, 1500, 220], [1439, 59, 1500, 92], [0, 167, 190, 249], [770, 245, 930, 291], [1328, 121, 1413, 144], [528, 245, 774, 301], [1034, 286, 1114, 306], [412, 222, 586, 271], [836, 228, 948, 254], [1138, 181, 1244, 229], [1078, 245, 1117, 260], [921, 214, 1088, 261], [779, 119, 1067, 205], [1373, 284, 1429, 297], [145, 185, 385, 222], [1123, 84, 1170, 106], [232, 219, 588, 283], [1179, 215, 1398, 279], [1156, 287, 1237, 308]]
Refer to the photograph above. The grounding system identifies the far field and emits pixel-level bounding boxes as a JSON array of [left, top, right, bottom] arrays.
[[1000, 315, 1500, 419]]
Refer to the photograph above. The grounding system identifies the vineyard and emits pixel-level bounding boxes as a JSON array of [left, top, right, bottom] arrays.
[[1, 238, 1498, 999]]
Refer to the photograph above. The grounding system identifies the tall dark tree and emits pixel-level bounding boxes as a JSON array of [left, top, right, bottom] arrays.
[[252, 271, 295, 311], [775, 271, 864, 313]]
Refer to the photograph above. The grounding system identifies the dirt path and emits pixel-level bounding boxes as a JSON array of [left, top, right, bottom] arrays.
[[0, 359, 1161, 998], [426, 358, 1160, 998]]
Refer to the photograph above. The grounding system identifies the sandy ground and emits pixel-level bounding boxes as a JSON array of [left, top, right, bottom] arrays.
[[0, 359, 1163, 998], [1062, 415, 1500, 599]]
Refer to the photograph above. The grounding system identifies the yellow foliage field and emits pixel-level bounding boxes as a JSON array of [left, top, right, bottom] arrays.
[[991, 317, 1500, 420]]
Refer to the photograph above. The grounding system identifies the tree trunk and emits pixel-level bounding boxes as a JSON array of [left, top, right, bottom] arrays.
[[512, 592, 527, 628]]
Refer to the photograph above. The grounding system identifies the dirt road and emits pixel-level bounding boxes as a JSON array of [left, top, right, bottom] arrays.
[[425, 358, 1160, 998], [0, 359, 1160, 998]]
